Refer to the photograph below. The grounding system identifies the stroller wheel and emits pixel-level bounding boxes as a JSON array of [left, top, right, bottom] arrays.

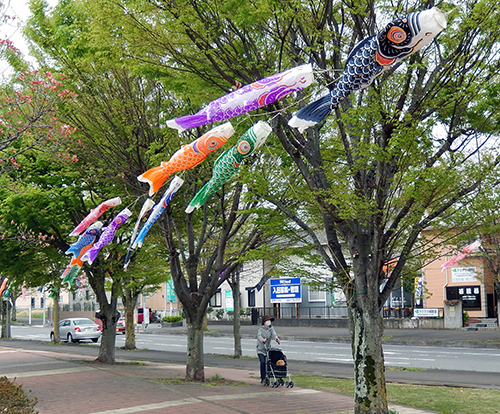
[[289, 381, 294, 388], [279, 378, 284, 386], [265, 378, 270, 386]]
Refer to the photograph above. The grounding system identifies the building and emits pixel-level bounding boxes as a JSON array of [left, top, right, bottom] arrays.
[[422, 247, 497, 319]]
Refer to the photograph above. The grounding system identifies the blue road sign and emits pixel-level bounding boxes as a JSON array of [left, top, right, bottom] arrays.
[[270, 278, 302, 303]]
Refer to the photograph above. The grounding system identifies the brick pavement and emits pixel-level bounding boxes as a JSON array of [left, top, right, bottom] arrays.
[[1, 344, 437, 414]]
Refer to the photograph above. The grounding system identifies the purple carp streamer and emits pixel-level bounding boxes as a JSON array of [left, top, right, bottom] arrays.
[[69, 197, 122, 236], [138, 122, 234, 196], [186, 121, 272, 213], [81, 208, 132, 265], [288, 8, 447, 132], [132, 176, 184, 249], [167, 64, 313, 132]]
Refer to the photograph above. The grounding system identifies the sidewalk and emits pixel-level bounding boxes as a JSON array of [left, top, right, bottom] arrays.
[[1, 342, 437, 414]]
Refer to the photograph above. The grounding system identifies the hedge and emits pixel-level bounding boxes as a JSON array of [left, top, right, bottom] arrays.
[[162, 315, 183, 323], [0, 376, 38, 414]]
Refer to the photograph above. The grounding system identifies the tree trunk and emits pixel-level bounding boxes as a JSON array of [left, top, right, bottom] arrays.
[[96, 306, 120, 364], [497, 295, 500, 328], [349, 305, 387, 414], [1, 300, 11, 339], [11, 296, 17, 321], [494, 283, 500, 328], [122, 292, 138, 350], [186, 317, 204, 381], [232, 279, 242, 358], [123, 302, 137, 350], [53, 290, 61, 343]]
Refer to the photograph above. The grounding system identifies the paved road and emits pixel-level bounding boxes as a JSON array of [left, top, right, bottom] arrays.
[[12, 324, 500, 372]]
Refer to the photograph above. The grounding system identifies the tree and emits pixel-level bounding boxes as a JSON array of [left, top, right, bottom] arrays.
[[23, 0, 187, 360], [119, 236, 170, 350], [0, 70, 77, 172], [162, 169, 285, 380], [79, 0, 500, 411]]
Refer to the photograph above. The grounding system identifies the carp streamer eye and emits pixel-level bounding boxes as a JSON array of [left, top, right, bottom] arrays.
[[388, 26, 407, 43], [238, 141, 251, 154], [206, 138, 220, 149]]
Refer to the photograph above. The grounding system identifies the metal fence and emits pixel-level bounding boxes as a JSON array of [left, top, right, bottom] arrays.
[[258, 306, 349, 320]]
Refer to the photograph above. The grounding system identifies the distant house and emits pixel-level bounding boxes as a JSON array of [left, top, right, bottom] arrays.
[[422, 245, 497, 319]]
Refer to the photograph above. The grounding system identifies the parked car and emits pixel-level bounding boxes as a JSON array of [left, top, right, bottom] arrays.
[[51, 318, 101, 343], [116, 317, 125, 334]]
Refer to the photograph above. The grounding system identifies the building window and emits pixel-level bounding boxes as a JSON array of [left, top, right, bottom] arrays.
[[459, 286, 481, 311], [210, 290, 222, 307], [248, 289, 256, 307], [308, 286, 326, 302]]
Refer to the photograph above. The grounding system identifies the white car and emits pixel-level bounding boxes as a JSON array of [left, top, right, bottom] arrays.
[[50, 318, 101, 343]]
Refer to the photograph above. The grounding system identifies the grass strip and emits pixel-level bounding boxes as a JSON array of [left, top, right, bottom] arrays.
[[294, 374, 500, 414]]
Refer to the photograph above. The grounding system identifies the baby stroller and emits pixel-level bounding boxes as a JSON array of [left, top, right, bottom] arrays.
[[263, 347, 294, 388]]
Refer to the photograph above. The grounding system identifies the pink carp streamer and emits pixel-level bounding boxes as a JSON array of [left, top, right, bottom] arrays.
[[441, 240, 481, 272], [138, 122, 234, 196], [69, 197, 122, 236], [166, 64, 313, 132]]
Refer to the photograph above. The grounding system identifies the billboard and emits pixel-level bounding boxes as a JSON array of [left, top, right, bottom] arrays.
[[413, 308, 439, 318], [270, 278, 302, 303], [451, 267, 477, 283]]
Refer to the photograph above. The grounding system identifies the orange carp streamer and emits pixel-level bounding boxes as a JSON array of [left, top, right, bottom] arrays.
[[138, 122, 234, 196]]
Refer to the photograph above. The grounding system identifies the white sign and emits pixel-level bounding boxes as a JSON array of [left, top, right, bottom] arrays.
[[225, 291, 234, 311], [451, 267, 477, 283], [414, 308, 439, 318]]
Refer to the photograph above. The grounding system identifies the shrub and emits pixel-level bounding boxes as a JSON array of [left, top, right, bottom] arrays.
[[463, 311, 470, 326], [0, 376, 38, 414], [162, 315, 183, 323]]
